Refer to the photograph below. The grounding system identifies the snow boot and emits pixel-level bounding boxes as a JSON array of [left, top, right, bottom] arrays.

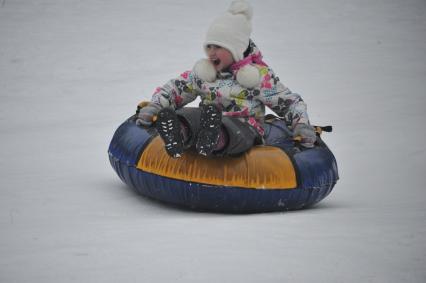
[[155, 107, 184, 158], [196, 104, 222, 156]]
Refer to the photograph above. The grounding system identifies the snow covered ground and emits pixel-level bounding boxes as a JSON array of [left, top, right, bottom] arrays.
[[1, 0, 425, 282]]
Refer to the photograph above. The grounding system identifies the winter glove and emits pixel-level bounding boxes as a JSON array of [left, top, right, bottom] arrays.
[[293, 123, 317, 148], [135, 103, 162, 127]]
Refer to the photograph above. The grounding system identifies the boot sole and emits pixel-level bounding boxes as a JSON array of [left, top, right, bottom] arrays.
[[155, 108, 183, 158], [196, 104, 222, 156]]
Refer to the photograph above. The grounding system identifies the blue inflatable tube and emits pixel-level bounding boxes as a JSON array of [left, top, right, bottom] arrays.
[[108, 116, 339, 213]]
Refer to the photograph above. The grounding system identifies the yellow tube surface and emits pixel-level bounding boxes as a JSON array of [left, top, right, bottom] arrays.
[[137, 136, 297, 189]]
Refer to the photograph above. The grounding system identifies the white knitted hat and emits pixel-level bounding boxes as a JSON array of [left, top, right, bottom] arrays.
[[193, 0, 262, 88], [204, 0, 253, 61]]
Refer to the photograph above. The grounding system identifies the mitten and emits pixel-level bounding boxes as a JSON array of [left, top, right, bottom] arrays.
[[135, 103, 162, 127], [293, 123, 316, 148]]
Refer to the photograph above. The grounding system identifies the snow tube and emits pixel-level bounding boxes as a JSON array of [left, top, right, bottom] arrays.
[[108, 115, 339, 213]]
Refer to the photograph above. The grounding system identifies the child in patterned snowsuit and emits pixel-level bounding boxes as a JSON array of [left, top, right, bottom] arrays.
[[136, 0, 316, 158]]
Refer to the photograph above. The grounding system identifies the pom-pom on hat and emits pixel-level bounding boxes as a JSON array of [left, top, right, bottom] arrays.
[[204, 0, 253, 62]]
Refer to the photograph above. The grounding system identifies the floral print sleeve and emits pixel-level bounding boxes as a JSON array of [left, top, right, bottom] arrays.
[[150, 71, 199, 109], [257, 66, 310, 129]]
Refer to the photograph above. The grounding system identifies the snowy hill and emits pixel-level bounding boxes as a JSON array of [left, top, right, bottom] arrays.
[[1, 0, 425, 282]]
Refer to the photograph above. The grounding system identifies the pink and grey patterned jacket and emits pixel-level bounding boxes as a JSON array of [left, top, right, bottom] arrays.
[[149, 44, 310, 136]]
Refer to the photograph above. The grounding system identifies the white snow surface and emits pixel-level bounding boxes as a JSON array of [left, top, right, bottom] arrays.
[[1, 0, 425, 282]]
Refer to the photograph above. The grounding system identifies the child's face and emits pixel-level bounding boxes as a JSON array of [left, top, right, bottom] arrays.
[[206, 44, 235, 72]]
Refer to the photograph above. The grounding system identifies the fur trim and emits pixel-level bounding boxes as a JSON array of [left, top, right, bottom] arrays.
[[193, 59, 217, 82], [236, 64, 261, 88]]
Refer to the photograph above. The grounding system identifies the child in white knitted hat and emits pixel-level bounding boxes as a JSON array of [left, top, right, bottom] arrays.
[[136, 0, 316, 158]]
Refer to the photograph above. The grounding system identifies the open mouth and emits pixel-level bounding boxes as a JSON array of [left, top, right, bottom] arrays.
[[211, 58, 221, 66]]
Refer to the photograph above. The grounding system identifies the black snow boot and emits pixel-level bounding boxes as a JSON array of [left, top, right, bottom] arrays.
[[196, 104, 222, 156], [155, 107, 184, 158]]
